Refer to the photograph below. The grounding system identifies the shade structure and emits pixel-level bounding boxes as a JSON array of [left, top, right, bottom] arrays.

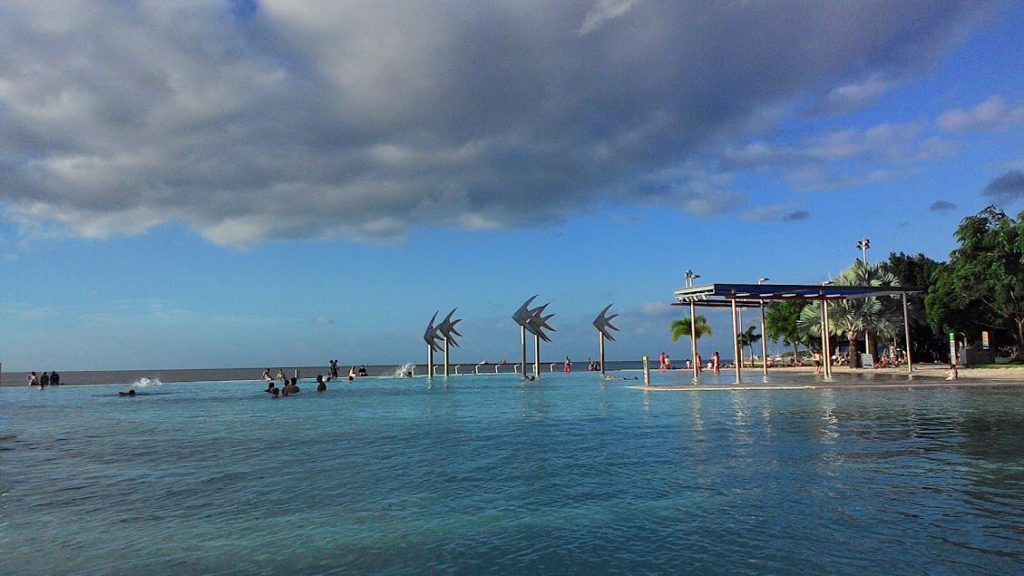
[[672, 282, 924, 376]]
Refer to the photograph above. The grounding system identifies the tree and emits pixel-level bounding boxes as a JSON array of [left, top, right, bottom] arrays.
[[797, 260, 902, 367], [766, 300, 813, 361], [926, 206, 1024, 360], [738, 325, 762, 366], [881, 251, 945, 361], [671, 315, 713, 361]]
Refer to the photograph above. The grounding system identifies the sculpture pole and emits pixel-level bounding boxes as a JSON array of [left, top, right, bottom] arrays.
[[592, 304, 618, 377], [521, 325, 527, 378], [427, 345, 434, 378], [444, 337, 450, 377], [534, 334, 541, 377]]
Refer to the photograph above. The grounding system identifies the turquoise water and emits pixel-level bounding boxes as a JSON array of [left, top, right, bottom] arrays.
[[2, 373, 1023, 574]]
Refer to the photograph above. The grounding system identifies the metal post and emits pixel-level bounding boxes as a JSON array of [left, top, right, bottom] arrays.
[[760, 301, 768, 376], [821, 298, 832, 379], [534, 334, 541, 379], [520, 326, 527, 379], [427, 345, 434, 380], [731, 297, 742, 383], [902, 292, 913, 374], [690, 301, 698, 379], [599, 333, 606, 376], [444, 338, 450, 377]]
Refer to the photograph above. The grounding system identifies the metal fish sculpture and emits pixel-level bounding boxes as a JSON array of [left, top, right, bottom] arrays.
[[592, 304, 619, 341]]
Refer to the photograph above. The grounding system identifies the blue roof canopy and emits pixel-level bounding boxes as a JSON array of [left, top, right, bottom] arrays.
[[673, 283, 924, 308]]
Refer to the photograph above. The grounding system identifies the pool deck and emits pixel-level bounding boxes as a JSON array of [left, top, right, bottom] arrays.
[[625, 365, 1024, 392]]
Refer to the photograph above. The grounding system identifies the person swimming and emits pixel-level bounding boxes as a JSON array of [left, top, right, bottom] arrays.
[[118, 389, 137, 397], [316, 375, 327, 392]]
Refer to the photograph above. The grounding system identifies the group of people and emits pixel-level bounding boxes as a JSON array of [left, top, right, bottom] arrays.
[[261, 361, 373, 398], [265, 377, 305, 398], [27, 371, 61, 387]]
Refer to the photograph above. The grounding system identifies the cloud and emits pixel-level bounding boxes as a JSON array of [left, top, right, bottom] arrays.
[[929, 200, 958, 213], [742, 205, 809, 223], [982, 170, 1024, 204], [578, 0, 642, 36], [812, 73, 897, 116], [937, 96, 1024, 131], [0, 1, 995, 246]]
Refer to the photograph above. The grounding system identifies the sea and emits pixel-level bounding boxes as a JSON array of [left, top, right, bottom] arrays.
[[2, 369, 1023, 574]]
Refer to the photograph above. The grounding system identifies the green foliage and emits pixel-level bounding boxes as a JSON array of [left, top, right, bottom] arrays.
[[881, 251, 944, 360], [738, 325, 761, 363], [925, 206, 1024, 359], [765, 300, 809, 345], [797, 260, 902, 367], [670, 315, 713, 342]]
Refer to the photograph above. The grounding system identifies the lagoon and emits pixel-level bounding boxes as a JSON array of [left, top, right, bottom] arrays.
[[2, 372, 1023, 574]]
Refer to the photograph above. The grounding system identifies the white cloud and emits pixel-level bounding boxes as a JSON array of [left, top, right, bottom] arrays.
[[0, 1, 997, 246], [937, 96, 1024, 131], [813, 73, 897, 116], [578, 0, 643, 36]]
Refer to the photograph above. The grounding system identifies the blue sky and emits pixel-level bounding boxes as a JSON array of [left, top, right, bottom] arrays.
[[2, 1, 1024, 371]]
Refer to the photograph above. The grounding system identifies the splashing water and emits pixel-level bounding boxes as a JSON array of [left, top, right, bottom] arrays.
[[134, 377, 162, 387], [393, 363, 415, 378]]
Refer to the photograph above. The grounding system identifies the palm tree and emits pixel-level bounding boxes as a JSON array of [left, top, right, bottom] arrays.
[[797, 260, 903, 367], [738, 325, 762, 367], [671, 315, 713, 364]]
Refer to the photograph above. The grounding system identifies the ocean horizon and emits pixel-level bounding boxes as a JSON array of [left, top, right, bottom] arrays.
[[0, 360, 671, 387]]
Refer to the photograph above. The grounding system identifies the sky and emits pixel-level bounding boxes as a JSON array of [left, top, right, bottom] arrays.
[[2, 0, 1024, 371]]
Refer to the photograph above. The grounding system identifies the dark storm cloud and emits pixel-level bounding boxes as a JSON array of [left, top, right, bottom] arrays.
[[0, 0, 995, 245], [982, 170, 1024, 204]]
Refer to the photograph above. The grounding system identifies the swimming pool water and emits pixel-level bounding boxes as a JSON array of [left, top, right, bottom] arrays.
[[2, 373, 1023, 574]]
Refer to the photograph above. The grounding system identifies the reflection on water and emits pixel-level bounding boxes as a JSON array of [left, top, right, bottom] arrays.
[[2, 374, 1023, 575]]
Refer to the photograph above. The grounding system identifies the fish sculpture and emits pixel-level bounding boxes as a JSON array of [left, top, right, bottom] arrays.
[[436, 308, 463, 347], [592, 304, 619, 341]]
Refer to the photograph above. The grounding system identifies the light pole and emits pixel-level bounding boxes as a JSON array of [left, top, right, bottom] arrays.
[[758, 277, 769, 375], [685, 269, 700, 379], [856, 238, 870, 264], [856, 237, 872, 359]]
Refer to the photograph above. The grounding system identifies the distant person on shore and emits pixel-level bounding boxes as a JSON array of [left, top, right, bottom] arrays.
[[947, 364, 958, 380], [358, 365, 368, 377], [28, 372, 38, 386], [712, 352, 721, 374], [317, 375, 327, 392], [50, 371, 61, 385], [330, 360, 340, 379], [261, 369, 271, 381], [40, 372, 50, 387], [564, 356, 572, 372], [659, 352, 667, 371], [664, 354, 671, 370], [695, 353, 703, 374], [275, 369, 285, 380], [813, 352, 822, 374]]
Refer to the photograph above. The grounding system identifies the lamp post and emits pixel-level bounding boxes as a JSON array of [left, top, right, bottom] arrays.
[[685, 269, 700, 380], [856, 237, 872, 359], [758, 277, 769, 376], [856, 238, 870, 264]]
